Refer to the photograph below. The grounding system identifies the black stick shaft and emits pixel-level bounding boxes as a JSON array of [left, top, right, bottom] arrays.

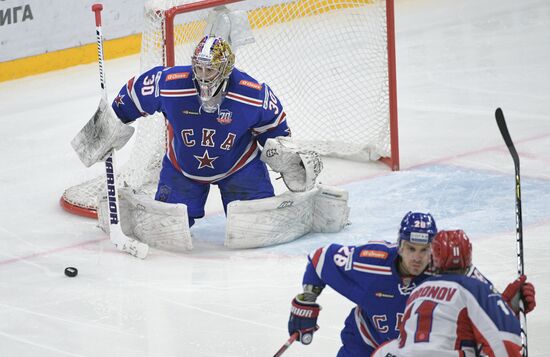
[[495, 107, 527, 356]]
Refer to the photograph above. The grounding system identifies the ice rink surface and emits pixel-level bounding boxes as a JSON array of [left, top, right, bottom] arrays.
[[1, 0, 549, 355]]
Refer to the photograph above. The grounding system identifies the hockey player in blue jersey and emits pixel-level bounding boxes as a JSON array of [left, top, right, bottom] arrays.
[[72, 35, 349, 251], [111, 36, 290, 224], [372, 229, 529, 356], [287, 213, 536, 356], [288, 211, 438, 356]]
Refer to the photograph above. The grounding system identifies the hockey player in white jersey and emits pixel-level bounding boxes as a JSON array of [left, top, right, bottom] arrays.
[[372, 229, 534, 357]]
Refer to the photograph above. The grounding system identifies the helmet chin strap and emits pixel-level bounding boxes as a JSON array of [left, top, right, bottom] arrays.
[[197, 79, 229, 113]]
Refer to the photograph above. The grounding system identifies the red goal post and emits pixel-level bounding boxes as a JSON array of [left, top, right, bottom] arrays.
[[60, 0, 399, 218]]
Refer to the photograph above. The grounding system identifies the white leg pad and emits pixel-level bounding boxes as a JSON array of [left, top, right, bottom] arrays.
[[225, 185, 350, 249], [98, 187, 193, 252], [312, 184, 350, 233]]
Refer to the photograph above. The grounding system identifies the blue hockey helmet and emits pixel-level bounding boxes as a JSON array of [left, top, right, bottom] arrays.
[[398, 211, 437, 245]]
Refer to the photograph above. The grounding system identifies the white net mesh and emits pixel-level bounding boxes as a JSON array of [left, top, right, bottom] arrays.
[[61, 0, 394, 215]]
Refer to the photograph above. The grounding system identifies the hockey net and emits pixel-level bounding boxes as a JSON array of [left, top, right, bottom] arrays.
[[60, 0, 399, 218]]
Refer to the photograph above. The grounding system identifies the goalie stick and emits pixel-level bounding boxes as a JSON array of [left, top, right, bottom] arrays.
[[495, 107, 528, 356], [91, 4, 149, 259], [273, 332, 299, 357]]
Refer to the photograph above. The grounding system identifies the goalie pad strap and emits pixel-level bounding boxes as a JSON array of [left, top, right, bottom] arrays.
[[98, 187, 193, 252], [225, 185, 349, 249]]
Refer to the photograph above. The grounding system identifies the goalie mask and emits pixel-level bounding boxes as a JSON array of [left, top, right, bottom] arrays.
[[191, 36, 235, 113]]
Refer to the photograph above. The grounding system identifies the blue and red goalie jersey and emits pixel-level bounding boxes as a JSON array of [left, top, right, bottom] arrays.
[[112, 65, 289, 183], [304, 241, 431, 349]]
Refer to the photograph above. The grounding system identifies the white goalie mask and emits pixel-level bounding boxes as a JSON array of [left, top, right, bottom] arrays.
[[191, 36, 235, 113]]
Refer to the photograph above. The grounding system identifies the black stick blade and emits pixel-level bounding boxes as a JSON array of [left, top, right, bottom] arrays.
[[495, 108, 520, 167]]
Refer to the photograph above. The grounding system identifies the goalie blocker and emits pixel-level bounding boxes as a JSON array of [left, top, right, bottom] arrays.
[[225, 184, 350, 249]]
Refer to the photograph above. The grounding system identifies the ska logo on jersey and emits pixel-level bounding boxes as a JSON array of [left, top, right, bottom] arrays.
[[194, 149, 219, 169], [216, 109, 233, 125], [114, 94, 125, 107]]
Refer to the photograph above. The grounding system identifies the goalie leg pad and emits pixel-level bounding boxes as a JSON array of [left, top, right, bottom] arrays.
[[260, 137, 322, 192], [98, 187, 193, 252], [225, 185, 349, 249], [312, 185, 350, 233]]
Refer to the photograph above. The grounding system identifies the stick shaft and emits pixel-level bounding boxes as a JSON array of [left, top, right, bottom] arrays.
[[90, 3, 148, 259], [495, 107, 527, 356], [92, 4, 107, 101], [273, 333, 299, 357]]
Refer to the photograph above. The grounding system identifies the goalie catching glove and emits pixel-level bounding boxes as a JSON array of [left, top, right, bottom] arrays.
[[97, 186, 193, 252], [71, 98, 134, 167], [261, 137, 322, 192]]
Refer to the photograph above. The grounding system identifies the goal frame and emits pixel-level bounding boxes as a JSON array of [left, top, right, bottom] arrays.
[[60, 0, 400, 219], [163, 0, 399, 170]]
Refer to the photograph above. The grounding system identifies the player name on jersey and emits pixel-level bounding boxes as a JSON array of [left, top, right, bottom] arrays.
[[408, 284, 457, 303]]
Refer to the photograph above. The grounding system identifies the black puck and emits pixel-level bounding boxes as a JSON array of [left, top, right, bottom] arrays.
[[64, 267, 78, 277]]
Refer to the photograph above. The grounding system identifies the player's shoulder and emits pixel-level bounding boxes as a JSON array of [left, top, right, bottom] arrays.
[[353, 241, 398, 264], [158, 65, 195, 89], [428, 273, 491, 295], [228, 68, 265, 99]]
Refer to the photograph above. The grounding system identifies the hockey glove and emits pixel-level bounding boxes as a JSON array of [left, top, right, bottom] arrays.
[[502, 275, 536, 315], [260, 137, 322, 192], [71, 98, 134, 167], [288, 294, 321, 345]]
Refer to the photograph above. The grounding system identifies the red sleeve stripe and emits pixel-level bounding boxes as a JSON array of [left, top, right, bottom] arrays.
[[127, 77, 147, 115], [166, 122, 183, 173], [352, 262, 392, 275], [226, 92, 263, 107], [454, 307, 475, 350], [354, 306, 379, 349], [503, 340, 522, 356], [310, 248, 323, 268], [252, 111, 287, 135], [160, 88, 197, 97], [308, 245, 330, 279], [127, 77, 135, 93], [470, 319, 521, 357]]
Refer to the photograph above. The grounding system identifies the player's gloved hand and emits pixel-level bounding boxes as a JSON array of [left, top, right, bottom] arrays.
[[288, 294, 321, 345], [502, 275, 536, 315]]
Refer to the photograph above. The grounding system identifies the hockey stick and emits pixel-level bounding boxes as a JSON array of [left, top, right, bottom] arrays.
[[273, 332, 299, 357], [495, 107, 527, 356], [91, 4, 149, 259]]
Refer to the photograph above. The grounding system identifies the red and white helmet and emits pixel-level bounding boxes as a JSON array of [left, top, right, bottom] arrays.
[[431, 229, 472, 272]]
